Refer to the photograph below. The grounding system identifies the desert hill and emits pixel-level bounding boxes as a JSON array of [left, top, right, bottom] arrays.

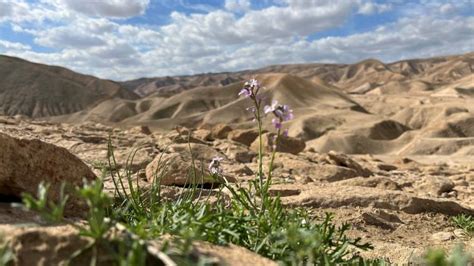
[[2, 52, 473, 157], [0, 55, 138, 118], [52, 73, 365, 129], [122, 52, 474, 97]]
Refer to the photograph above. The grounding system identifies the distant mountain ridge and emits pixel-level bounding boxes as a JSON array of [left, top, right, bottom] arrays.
[[0, 55, 139, 118], [121, 52, 474, 97]]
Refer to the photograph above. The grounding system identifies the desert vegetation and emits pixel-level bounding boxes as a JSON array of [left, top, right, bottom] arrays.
[[0, 78, 468, 265]]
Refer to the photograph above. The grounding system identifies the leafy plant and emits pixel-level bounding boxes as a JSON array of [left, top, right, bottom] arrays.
[[452, 214, 474, 237], [20, 182, 69, 223], [0, 236, 13, 266], [423, 245, 472, 266], [105, 78, 377, 264]]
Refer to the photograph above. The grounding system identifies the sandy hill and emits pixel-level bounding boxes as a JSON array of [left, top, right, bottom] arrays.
[[0, 55, 138, 118], [2, 52, 474, 157], [54, 73, 365, 130], [122, 52, 474, 97]]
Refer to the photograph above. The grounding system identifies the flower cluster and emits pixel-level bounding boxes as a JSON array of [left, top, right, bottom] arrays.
[[238, 79, 261, 100], [264, 100, 294, 130], [208, 156, 223, 175]]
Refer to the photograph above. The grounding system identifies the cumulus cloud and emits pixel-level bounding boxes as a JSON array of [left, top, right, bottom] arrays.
[[358, 2, 392, 15], [52, 0, 150, 18], [0, 40, 31, 51], [224, 0, 251, 12], [0, 0, 472, 81], [35, 26, 106, 49]]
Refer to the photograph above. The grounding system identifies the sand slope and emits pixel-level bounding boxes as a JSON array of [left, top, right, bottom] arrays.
[[0, 55, 138, 118]]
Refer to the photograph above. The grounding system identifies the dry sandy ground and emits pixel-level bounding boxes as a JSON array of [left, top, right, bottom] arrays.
[[0, 117, 472, 264]]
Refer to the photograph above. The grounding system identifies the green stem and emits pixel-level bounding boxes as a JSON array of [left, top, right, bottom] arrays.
[[266, 127, 281, 191], [253, 98, 265, 211]]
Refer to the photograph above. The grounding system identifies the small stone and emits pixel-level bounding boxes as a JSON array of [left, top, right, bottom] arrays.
[[228, 129, 259, 146], [250, 133, 305, 155], [211, 124, 233, 139], [326, 151, 372, 177], [377, 163, 398, 172], [431, 231, 454, 242], [453, 229, 466, 238]]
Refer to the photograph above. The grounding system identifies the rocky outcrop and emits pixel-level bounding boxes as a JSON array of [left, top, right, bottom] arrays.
[[0, 133, 96, 205]]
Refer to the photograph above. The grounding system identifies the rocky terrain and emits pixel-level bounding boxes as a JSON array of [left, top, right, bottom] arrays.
[[0, 52, 473, 264], [0, 116, 472, 264]]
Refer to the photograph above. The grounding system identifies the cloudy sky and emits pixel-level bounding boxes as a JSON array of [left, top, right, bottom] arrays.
[[0, 0, 473, 81]]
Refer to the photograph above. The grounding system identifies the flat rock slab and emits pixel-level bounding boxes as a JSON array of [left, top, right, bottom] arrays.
[[282, 185, 474, 216]]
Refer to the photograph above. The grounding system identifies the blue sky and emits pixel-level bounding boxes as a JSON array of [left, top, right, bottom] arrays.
[[0, 0, 473, 80]]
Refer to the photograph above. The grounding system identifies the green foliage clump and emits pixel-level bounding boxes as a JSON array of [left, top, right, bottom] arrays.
[[21, 182, 69, 224], [452, 214, 474, 237], [423, 245, 472, 266]]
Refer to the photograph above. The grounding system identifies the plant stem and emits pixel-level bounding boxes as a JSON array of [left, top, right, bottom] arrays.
[[253, 98, 265, 211], [266, 127, 281, 190]]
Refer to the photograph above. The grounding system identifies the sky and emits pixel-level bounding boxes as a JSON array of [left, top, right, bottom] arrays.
[[0, 0, 473, 81]]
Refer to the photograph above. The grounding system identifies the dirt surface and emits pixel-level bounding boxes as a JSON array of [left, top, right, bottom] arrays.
[[0, 118, 472, 264]]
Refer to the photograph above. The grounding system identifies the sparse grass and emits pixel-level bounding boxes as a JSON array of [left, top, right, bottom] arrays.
[[452, 214, 474, 238]]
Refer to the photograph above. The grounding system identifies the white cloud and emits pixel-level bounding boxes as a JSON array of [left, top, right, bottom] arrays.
[[0, 0, 472, 81], [224, 0, 251, 12], [34, 26, 106, 49], [53, 0, 150, 18], [358, 2, 392, 15], [0, 40, 31, 51]]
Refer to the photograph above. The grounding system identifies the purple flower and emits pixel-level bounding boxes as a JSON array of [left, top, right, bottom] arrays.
[[264, 100, 294, 129], [209, 156, 223, 175], [272, 118, 282, 129], [238, 79, 261, 99]]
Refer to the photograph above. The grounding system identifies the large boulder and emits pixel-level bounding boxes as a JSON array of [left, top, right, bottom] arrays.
[[0, 133, 96, 205], [250, 133, 305, 155]]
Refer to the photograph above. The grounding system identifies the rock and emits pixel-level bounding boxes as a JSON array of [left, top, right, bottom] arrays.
[[326, 151, 372, 177], [168, 143, 225, 161], [0, 133, 96, 208], [250, 133, 305, 155], [193, 129, 214, 141], [211, 124, 233, 139], [453, 229, 466, 238], [269, 185, 302, 197], [361, 210, 403, 230], [431, 231, 454, 242], [145, 153, 235, 186], [417, 176, 455, 196], [228, 129, 259, 146], [217, 141, 257, 163], [282, 185, 474, 216], [127, 125, 152, 135], [4, 224, 274, 266], [273, 153, 360, 182], [233, 151, 257, 163], [146, 153, 212, 186], [377, 163, 398, 172], [113, 148, 154, 172], [336, 176, 402, 190]]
